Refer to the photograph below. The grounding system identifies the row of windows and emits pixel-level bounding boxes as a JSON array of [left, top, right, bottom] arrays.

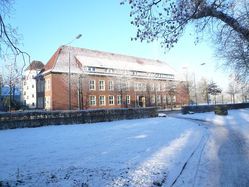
[[89, 80, 114, 91], [88, 80, 175, 92], [89, 95, 131, 106], [85, 67, 174, 80]]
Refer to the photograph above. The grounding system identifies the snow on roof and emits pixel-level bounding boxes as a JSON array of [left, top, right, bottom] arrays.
[[25, 61, 44, 71], [43, 45, 177, 76]]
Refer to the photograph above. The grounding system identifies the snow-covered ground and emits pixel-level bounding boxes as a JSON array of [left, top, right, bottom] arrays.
[[1, 109, 249, 186]]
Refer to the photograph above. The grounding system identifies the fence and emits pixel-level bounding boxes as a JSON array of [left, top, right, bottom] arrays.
[[181, 103, 249, 114], [0, 107, 157, 130]]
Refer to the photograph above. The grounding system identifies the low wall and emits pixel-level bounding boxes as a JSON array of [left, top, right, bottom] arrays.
[[181, 103, 249, 114], [0, 108, 157, 130]]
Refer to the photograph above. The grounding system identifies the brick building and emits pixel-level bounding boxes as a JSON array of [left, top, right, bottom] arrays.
[[36, 45, 188, 110]]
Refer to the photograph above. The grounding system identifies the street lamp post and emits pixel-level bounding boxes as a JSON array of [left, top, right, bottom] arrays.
[[67, 34, 82, 110]]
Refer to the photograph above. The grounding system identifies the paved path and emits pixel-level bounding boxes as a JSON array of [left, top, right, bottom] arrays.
[[172, 116, 249, 187]]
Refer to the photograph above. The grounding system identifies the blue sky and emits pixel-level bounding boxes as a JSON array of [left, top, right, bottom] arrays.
[[5, 0, 229, 89]]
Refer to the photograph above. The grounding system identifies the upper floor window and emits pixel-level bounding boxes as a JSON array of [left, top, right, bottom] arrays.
[[99, 80, 105, 91], [88, 67, 95, 72], [109, 80, 114, 91], [89, 80, 96, 90], [156, 83, 160, 91], [150, 83, 155, 91], [106, 69, 114, 73]]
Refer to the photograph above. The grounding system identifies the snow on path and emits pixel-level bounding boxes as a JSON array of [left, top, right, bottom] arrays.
[[0, 117, 205, 186], [173, 109, 249, 186]]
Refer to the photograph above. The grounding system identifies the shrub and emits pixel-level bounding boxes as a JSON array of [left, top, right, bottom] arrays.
[[214, 105, 228, 116]]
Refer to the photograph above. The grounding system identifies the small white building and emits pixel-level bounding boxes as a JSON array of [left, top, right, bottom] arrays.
[[22, 61, 44, 109]]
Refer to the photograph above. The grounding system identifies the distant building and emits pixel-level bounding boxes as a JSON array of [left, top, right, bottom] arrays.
[[36, 45, 188, 110], [22, 60, 44, 108]]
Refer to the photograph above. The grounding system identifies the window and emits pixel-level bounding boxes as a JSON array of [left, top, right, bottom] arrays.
[[99, 95, 106, 106], [32, 102, 35, 106], [88, 67, 95, 72], [89, 80, 96, 90], [99, 80, 105, 91], [89, 95, 96, 106], [109, 81, 114, 91], [150, 83, 155, 91], [125, 82, 130, 91], [117, 95, 122, 105], [109, 95, 114, 105], [24, 91, 26, 96], [156, 83, 160, 91], [157, 95, 161, 104], [163, 95, 167, 103], [32, 84, 34, 89], [24, 81, 26, 86], [106, 69, 114, 73], [32, 94, 34, 98], [151, 95, 155, 104], [126, 95, 130, 104]]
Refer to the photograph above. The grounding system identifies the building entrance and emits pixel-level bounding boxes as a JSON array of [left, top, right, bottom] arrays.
[[139, 96, 146, 107]]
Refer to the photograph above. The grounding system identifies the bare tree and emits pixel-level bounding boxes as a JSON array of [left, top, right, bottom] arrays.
[[198, 78, 209, 104], [227, 76, 241, 103], [122, 0, 249, 81], [122, 0, 249, 47], [0, 0, 29, 66], [2, 60, 22, 111]]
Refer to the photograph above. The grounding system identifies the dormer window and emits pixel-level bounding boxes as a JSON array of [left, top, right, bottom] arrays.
[[88, 67, 95, 72], [106, 68, 114, 73]]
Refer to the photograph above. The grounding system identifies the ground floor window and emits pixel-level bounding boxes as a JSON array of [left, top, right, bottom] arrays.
[[99, 95, 106, 106], [89, 95, 96, 106], [126, 95, 130, 104], [117, 95, 122, 105], [109, 95, 114, 105]]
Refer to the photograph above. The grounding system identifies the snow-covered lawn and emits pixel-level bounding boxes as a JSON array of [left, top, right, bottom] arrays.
[[0, 116, 205, 186], [1, 109, 249, 186]]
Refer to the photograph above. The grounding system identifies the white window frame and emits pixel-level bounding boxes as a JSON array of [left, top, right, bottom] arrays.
[[151, 95, 155, 104], [99, 80, 105, 91], [109, 80, 114, 91], [89, 95, 96, 106], [99, 95, 106, 106], [163, 95, 167, 103], [117, 95, 122, 105], [156, 83, 160, 91], [109, 95, 115, 105], [89, 80, 96, 90], [126, 95, 130, 104], [157, 95, 161, 104]]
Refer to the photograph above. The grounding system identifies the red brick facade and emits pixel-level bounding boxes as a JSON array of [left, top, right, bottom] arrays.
[[36, 46, 189, 110]]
